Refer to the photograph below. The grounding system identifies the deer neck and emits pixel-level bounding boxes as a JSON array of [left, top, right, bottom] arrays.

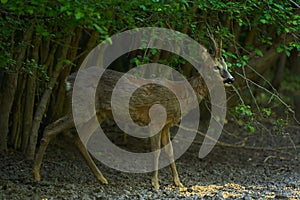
[[188, 75, 208, 103]]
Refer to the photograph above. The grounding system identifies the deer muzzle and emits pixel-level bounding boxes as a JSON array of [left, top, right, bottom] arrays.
[[223, 76, 234, 84]]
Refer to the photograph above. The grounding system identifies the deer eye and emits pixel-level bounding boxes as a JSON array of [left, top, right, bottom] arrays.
[[214, 66, 220, 70]]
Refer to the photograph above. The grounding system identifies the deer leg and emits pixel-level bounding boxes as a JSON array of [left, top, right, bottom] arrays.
[[73, 134, 108, 184], [71, 114, 108, 184], [161, 127, 183, 188], [150, 132, 162, 189], [32, 113, 74, 181]]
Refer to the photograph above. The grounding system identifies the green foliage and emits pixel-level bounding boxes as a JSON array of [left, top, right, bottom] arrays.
[[130, 55, 150, 67], [233, 104, 255, 133], [1, 0, 298, 67], [0, 0, 299, 138], [254, 49, 264, 57], [234, 105, 253, 117], [233, 99, 292, 135], [281, 69, 300, 93], [233, 104, 276, 134], [262, 108, 271, 117], [273, 118, 288, 135], [21, 59, 49, 81], [235, 55, 249, 68]]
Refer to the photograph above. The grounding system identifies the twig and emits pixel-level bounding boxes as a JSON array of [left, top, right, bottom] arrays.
[[175, 124, 300, 151], [286, 132, 297, 150], [176, 124, 247, 147], [263, 155, 277, 162], [287, 124, 300, 130], [289, 0, 300, 8], [245, 64, 279, 96], [236, 69, 300, 125], [242, 65, 261, 113], [230, 85, 245, 105], [235, 72, 294, 114], [221, 126, 243, 139]]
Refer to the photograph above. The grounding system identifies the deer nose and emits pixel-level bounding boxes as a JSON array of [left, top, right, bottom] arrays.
[[224, 76, 234, 84]]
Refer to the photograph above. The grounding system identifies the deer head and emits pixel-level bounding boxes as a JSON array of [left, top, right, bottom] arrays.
[[208, 34, 234, 85]]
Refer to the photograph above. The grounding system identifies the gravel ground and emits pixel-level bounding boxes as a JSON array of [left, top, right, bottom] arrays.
[[0, 123, 299, 199]]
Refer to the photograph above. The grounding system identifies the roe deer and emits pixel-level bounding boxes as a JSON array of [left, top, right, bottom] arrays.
[[32, 36, 234, 189]]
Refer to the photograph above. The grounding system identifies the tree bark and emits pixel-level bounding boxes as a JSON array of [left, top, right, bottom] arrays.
[[249, 33, 293, 79], [0, 73, 18, 152], [271, 53, 287, 90], [22, 39, 41, 152], [49, 28, 82, 121], [242, 46, 283, 83], [26, 36, 72, 160], [289, 49, 300, 75], [10, 75, 26, 149], [22, 75, 36, 151], [0, 26, 34, 152]]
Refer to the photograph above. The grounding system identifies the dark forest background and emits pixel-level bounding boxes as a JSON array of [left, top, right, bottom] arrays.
[[0, 0, 299, 160]]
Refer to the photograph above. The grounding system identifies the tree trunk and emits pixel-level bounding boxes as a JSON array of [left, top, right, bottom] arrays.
[[22, 39, 41, 152], [243, 47, 281, 83], [289, 49, 300, 75], [247, 33, 294, 80], [26, 36, 72, 160], [48, 28, 82, 122], [271, 53, 287, 90], [10, 75, 26, 149], [0, 73, 18, 152], [22, 75, 36, 151], [0, 26, 34, 152]]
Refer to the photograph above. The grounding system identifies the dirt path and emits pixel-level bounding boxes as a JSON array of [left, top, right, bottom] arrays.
[[1, 124, 299, 199]]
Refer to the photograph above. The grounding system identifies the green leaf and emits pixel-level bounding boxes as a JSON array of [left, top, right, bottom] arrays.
[[63, 59, 73, 65], [75, 11, 84, 20], [291, 20, 298, 25], [255, 49, 264, 57], [262, 108, 271, 116], [27, 9, 34, 14], [93, 24, 104, 34], [242, 55, 249, 61], [285, 50, 290, 57], [105, 36, 113, 45], [60, 6, 68, 12], [260, 19, 267, 24], [140, 5, 147, 11], [245, 124, 255, 133], [150, 49, 158, 55], [1, 0, 8, 4], [276, 46, 284, 53], [284, 27, 290, 33]]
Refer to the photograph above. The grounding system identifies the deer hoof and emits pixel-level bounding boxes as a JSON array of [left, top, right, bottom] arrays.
[[174, 179, 184, 188], [151, 178, 160, 190], [32, 167, 41, 181], [99, 177, 108, 184]]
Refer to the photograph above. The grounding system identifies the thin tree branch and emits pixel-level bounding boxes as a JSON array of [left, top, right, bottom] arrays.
[[176, 124, 300, 151], [289, 0, 300, 8]]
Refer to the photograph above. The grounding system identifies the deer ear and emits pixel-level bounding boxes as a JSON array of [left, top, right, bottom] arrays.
[[209, 44, 216, 57]]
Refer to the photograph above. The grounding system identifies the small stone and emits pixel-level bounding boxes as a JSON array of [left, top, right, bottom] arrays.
[[187, 188, 193, 193], [243, 194, 252, 200], [124, 190, 131, 195]]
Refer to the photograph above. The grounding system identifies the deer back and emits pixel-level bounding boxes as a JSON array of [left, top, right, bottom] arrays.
[[67, 69, 204, 126]]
